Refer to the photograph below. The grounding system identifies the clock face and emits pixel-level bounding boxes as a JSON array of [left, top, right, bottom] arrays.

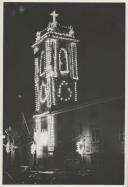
[[40, 82, 47, 103], [57, 80, 73, 102]]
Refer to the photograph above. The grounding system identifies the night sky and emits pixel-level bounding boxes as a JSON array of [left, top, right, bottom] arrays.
[[4, 3, 125, 126]]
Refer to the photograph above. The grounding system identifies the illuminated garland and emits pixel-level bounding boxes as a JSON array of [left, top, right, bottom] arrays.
[[39, 82, 47, 103], [76, 137, 92, 155], [34, 128, 38, 144], [34, 40, 79, 110], [35, 117, 41, 131], [36, 31, 41, 42], [6, 142, 11, 153], [34, 58, 40, 111], [40, 129, 48, 146], [5, 142, 18, 153], [52, 35, 78, 42], [34, 47, 39, 54], [69, 44, 73, 79], [46, 77, 52, 108], [74, 81, 78, 101], [57, 80, 72, 102], [71, 43, 75, 79], [33, 32, 48, 48], [50, 31, 75, 39], [32, 29, 79, 49], [32, 26, 79, 48], [34, 117, 48, 158], [59, 48, 69, 74], [58, 23, 71, 29], [31, 143, 36, 155], [34, 118, 41, 149], [33, 111, 49, 118], [47, 114, 55, 152], [54, 39, 58, 77], [39, 50, 46, 76], [71, 43, 74, 79], [71, 42, 79, 80], [52, 39, 58, 77], [34, 25, 77, 47], [74, 43, 78, 79], [69, 26, 75, 37], [45, 39, 52, 76], [34, 59, 38, 111], [52, 78, 56, 105], [76, 139, 85, 155]]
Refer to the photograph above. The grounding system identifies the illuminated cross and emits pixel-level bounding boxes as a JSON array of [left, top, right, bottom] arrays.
[[50, 10, 58, 24]]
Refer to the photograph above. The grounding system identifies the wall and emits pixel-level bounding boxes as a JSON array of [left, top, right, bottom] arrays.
[[55, 97, 124, 182]]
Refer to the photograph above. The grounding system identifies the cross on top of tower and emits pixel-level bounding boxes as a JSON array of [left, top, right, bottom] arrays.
[[50, 10, 58, 24]]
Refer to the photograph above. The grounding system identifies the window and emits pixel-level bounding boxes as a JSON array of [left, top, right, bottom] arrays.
[[92, 128, 100, 142], [40, 50, 45, 75], [91, 128, 101, 152], [40, 81, 46, 103], [59, 48, 69, 74]]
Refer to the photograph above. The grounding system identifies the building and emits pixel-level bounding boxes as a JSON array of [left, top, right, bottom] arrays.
[[53, 95, 124, 183], [30, 11, 124, 183], [31, 10, 79, 168], [3, 10, 124, 184]]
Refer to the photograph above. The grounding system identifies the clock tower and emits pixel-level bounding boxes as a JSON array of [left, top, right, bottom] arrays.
[[31, 11, 79, 160]]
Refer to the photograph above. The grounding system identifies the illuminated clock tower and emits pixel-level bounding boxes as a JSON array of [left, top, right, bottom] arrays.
[[31, 11, 79, 160]]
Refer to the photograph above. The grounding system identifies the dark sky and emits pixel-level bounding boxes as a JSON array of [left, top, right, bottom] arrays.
[[4, 3, 125, 125]]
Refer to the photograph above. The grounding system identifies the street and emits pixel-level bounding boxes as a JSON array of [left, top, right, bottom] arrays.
[[3, 166, 124, 185]]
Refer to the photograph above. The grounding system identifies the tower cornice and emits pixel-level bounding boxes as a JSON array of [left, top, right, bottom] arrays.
[[31, 31, 79, 49]]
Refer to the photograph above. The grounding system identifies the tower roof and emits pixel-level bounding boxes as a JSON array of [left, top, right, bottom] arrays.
[[32, 10, 79, 49]]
